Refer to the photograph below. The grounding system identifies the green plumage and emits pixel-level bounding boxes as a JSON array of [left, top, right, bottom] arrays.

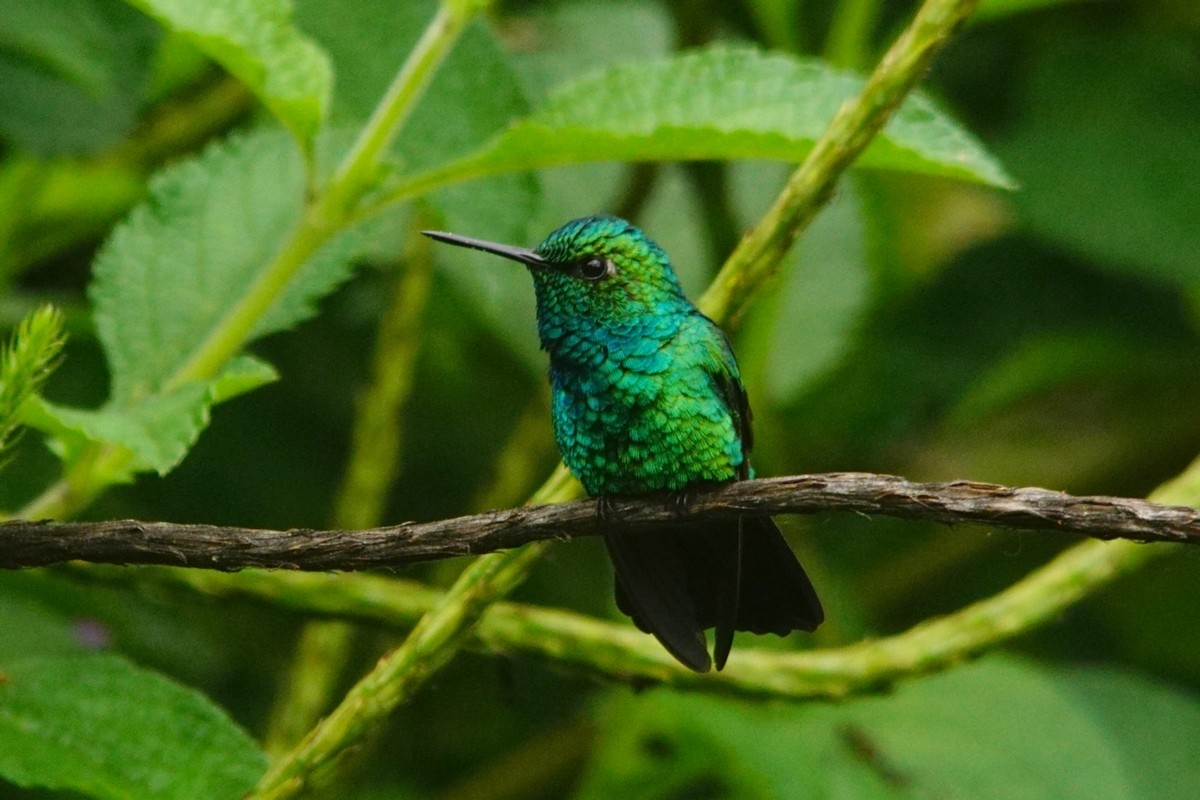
[[546, 310, 746, 494], [424, 215, 823, 672]]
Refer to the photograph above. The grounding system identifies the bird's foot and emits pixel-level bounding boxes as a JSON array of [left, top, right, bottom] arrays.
[[667, 490, 694, 519], [596, 494, 618, 523]]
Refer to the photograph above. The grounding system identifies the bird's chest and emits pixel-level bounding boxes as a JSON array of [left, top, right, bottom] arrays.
[[544, 325, 740, 496]]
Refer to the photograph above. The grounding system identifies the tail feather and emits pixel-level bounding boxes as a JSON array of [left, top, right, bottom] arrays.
[[711, 520, 743, 671], [606, 517, 823, 673], [735, 516, 824, 634], [606, 531, 713, 672]]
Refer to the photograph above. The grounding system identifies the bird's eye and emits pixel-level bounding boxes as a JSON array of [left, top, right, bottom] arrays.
[[576, 256, 611, 281]]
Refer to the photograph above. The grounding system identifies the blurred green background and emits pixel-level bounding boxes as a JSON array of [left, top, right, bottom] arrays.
[[1, 0, 1199, 797]]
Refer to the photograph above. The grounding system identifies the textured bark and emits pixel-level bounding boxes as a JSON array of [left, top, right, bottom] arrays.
[[1, 473, 1195, 571]]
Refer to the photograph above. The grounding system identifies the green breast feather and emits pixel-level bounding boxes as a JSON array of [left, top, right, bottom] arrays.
[[549, 312, 748, 496]]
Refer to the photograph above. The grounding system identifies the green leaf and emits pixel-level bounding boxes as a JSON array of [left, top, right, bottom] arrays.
[[999, 30, 1200, 288], [397, 46, 1014, 198], [91, 127, 357, 406], [209, 353, 280, 404], [71, 126, 337, 480], [851, 659, 1131, 800], [1055, 670, 1200, 800], [0, 0, 158, 154], [33, 384, 205, 478], [123, 0, 332, 151], [575, 681, 897, 800], [0, 654, 265, 799], [577, 657, 1200, 800], [0, 570, 257, 691]]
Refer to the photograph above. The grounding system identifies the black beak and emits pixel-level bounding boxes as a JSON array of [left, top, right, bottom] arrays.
[[422, 230, 547, 269]]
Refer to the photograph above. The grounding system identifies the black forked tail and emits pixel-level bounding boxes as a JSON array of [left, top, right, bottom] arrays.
[[605, 516, 823, 673]]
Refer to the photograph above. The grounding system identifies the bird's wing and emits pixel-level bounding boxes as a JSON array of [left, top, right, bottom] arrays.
[[690, 312, 754, 479]]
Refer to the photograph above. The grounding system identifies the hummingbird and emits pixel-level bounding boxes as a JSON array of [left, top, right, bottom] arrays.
[[424, 215, 823, 672]]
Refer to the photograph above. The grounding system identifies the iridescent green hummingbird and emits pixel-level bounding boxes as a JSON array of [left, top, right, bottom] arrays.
[[424, 215, 823, 672]]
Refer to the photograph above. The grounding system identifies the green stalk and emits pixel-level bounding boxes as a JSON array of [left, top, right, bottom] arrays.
[[253, 0, 986, 790], [320, 5, 464, 219]]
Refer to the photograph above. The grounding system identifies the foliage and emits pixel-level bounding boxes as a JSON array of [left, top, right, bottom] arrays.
[[577, 656, 1200, 799], [0, 306, 64, 459], [0, 0, 1197, 798], [0, 655, 265, 800]]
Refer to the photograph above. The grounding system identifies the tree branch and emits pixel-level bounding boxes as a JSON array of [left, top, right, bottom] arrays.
[[4, 473, 1197, 571]]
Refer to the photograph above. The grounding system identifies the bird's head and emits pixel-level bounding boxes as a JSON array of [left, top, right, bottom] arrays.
[[424, 215, 688, 326]]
